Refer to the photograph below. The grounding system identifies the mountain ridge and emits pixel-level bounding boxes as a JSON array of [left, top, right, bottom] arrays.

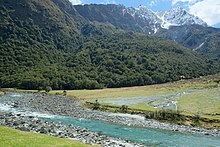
[[74, 4, 209, 33]]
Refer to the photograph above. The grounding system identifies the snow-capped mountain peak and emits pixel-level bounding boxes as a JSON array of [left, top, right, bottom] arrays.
[[125, 5, 208, 33], [125, 5, 162, 34], [158, 7, 207, 29]]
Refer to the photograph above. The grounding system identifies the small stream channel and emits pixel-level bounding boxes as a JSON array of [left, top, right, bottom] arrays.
[[0, 93, 220, 147]]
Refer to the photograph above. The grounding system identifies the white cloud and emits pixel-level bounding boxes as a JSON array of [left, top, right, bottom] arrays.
[[189, 0, 220, 26], [69, 0, 82, 5], [149, 0, 157, 6], [171, 0, 200, 5], [104, 0, 116, 4]]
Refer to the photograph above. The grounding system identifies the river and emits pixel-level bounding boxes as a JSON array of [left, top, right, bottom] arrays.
[[0, 92, 220, 146]]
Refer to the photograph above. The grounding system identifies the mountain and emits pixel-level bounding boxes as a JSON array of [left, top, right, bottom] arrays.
[[158, 7, 207, 29], [156, 25, 220, 59], [125, 5, 162, 34], [75, 4, 177, 34], [74, 5, 209, 33], [155, 7, 220, 59], [73, 4, 220, 59], [0, 0, 219, 90]]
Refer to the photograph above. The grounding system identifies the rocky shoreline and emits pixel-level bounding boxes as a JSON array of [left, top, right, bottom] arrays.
[[0, 112, 141, 146], [0, 92, 219, 146]]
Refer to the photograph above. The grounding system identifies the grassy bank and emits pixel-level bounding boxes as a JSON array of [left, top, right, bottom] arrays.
[[0, 126, 93, 147]]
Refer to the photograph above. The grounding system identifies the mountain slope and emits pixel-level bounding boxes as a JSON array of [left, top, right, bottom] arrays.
[[156, 25, 220, 59], [0, 0, 219, 90], [74, 4, 162, 34]]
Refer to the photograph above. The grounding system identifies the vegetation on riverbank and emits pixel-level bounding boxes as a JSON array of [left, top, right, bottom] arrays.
[[0, 126, 93, 147], [0, 91, 4, 96], [85, 101, 220, 130]]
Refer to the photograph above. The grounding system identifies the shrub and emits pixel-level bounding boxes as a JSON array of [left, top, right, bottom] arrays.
[[45, 86, 52, 93]]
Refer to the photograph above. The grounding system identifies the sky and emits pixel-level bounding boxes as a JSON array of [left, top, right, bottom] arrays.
[[69, 0, 220, 27]]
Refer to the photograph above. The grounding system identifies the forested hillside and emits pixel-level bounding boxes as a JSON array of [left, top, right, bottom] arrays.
[[0, 0, 219, 90]]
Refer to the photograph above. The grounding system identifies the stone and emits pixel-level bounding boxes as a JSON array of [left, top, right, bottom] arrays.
[[20, 127, 30, 132]]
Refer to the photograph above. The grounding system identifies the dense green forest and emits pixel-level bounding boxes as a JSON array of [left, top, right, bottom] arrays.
[[0, 0, 219, 90]]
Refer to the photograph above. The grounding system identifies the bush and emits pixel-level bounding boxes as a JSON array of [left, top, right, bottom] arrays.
[[120, 105, 128, 113], [93, 100, 100, 110], [146, 109, 185, 122], [45, 86, 52, 93]]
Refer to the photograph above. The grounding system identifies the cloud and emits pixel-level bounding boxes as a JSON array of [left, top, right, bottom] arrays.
[[149, 0, 157, 6], [104, 0, 116, 4], [171, 0, 200, 5], [148, 0, 167, 7], [69, 0, 82, 5], [189, 0, 220, 26]]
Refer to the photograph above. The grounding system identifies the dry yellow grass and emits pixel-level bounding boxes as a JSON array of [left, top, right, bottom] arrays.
[[51, 73, 219, 100]]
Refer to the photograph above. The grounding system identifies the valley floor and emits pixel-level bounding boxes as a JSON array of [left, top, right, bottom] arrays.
[[0, 91, 220, 146], [51, 73, 220, 124]]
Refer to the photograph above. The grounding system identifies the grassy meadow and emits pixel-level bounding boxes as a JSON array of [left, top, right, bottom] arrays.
[[52, 74, 219, 100]]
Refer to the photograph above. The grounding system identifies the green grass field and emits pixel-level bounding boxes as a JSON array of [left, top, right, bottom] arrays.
[[0, 126, 93, 147], [178, 88, 220, 116]]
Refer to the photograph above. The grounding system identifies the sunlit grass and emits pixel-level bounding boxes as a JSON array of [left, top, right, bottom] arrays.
[[178, 88, 220, 115], [51, 73, 219, 100]]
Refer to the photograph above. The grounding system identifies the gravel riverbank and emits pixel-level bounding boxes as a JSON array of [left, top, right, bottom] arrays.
[[0, 92, 219, 144], [0, 112, 141, 146]]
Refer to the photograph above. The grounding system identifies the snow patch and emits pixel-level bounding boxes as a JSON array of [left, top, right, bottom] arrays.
[[193, 42, 205, 51]]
